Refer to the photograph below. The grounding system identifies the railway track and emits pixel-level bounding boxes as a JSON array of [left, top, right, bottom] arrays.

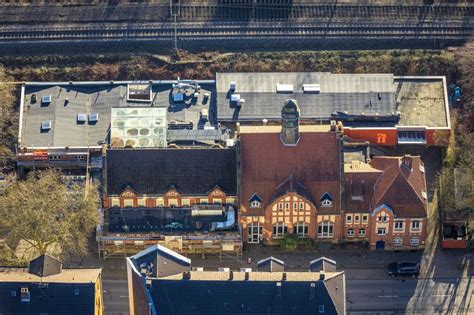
[[0, 22, 471, 42], [0, 4, 472, 25]]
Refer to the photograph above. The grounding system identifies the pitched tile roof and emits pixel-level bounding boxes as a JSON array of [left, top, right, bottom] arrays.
[[369, 156, 427, 218], [106, 148, 237, 196], [240, 130, 342, 215]]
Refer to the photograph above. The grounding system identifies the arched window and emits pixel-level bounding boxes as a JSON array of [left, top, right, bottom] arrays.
[[320, 192, 334, 207], [249, 193, 262, 208]]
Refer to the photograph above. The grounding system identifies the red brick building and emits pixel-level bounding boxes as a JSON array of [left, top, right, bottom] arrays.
[[344, 156, 428, 250], [238, 100, 345, 244]]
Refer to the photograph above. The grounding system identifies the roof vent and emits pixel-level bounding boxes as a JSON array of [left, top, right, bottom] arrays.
[[20, 287, 30, 302], [303, 84, 321, 93], [77, 113, 87, 123], [88, 113, 99, 123], [41, 120, 52, 131], [41, 95, 52, 105], [276, 84, 294, 93]]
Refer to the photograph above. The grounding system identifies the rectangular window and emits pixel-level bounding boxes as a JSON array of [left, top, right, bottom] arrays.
[[123, 199, 133, 207], [394, 221, 404, 231], [347, 229, 354, 237], [168, 199, 178, 207], [411, 221, 421, 231], [410, 238, 419, 246], [296, 222, 308, 237], [156, 198, 164, 207], [111, 198, 120, 207], [137, 198, 146, 207], [377, 228, 386, 236], [358, 228, 366, 237], [346, 214, 352, 224], [182, 198, 190, 206], [362, 215, 368, 223], [200, 198, 208, 204], [317, 222, 334, 238], [398, 130, 426, 144], [393, 237, 403, 246], [354, 215, 360, 223], [272, 223, 287, 239]]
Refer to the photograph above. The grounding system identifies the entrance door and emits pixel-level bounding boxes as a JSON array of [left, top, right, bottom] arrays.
[[248, 223, 262, 243], [376, 240, 385, 250]]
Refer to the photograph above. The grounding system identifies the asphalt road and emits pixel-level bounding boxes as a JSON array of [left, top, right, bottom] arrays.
[[102, 275, 473, 314], [103, 280, 129, 315]]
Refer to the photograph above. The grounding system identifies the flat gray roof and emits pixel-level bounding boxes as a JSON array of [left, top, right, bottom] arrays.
[[216, 72, 397, 121], [20, 82, 215, 148]]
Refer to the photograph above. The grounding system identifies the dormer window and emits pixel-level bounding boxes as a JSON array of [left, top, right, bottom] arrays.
[[320, 192, 333, 207], [249, 193, 262, 208]]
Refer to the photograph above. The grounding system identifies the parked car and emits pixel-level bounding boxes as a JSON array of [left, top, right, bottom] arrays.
[[165, 222, 184, 230], [388, 261, 420, 277]]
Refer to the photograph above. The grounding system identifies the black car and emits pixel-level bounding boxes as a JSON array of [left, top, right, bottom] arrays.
[[388, 261, 420, 277]]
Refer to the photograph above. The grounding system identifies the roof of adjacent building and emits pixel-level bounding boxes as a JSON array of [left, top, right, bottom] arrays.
[[0, 282, 96, 315], [344, 156, 427, 218], [216, 72, 397, 121], [239, 128, 341, 215], [20, 82, 215, 148], [28, 254, 62, 277], [106, 148, 237, 196], [369, 156, 427, 218], [0, 267, 101, 283], [128, 245, 345, 315]]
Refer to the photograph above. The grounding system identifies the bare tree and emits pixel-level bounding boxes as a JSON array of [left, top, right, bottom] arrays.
[[0, 169, 99, 258]]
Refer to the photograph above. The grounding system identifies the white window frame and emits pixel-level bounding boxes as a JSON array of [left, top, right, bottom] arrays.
[[393, 237, 403, 246], [358, 228, 366, 237], [394, 221, 404, 231], [182, 198, 191, 206], [411, 221, 421, 232], [410, 237, 419, 246], [377, 228, 386, 236], [362, 214, 369, 223], [347, 228, 355, 237], [318, 222, 334, 238], [123, 199, 133, 207], [321, 199, 333, 207], [273, 223, 287, 239], [354, 214, 360, 224], [250, 200, 261, 208], [295, 222, 308, 237], [346, 214, 352, 224]]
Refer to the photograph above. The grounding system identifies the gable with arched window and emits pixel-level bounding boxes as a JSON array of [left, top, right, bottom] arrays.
[[320, 192, 334, 207], [249, 193, 262, 208]]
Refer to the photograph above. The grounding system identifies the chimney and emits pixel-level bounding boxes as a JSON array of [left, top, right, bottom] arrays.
[[280, 99, 300, 146]]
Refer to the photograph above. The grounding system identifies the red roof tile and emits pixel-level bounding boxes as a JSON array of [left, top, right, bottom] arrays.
[[240, 131, 342, 215], [369, 156, 427, 218]]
